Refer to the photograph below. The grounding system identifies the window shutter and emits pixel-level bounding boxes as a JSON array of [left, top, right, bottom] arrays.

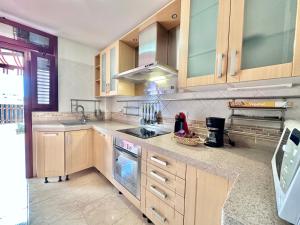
[[31, 51, 58, 111]]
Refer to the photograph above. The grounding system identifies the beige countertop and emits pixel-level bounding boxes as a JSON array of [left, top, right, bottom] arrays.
[[32, 120, 288, 225]]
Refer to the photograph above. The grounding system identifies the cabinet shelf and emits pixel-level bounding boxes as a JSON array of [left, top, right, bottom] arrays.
[[228, 106, 288, 111], [229, 115, 283, 122]]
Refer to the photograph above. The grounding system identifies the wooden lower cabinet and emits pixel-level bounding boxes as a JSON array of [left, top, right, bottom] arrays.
[[184, 165, 230, 225], [146, 190, 183, 225], [65, 129, 93, 175], [93, 130, 113, 182], [35, 131, 65, 178]]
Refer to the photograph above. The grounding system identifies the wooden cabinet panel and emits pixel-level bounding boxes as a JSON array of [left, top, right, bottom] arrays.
[[36, 132, 65, 178], [65, 129, 93, 175], [102, 134, 113, 181], [93, 130, 104, 171], [146, 190, 183, 225], [184, 165, 229, 225], [92, 130, 113, 181]]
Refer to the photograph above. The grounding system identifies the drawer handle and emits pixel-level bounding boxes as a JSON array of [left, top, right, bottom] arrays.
[[151, 207, 167, 223], [150, 156, 168, 166], [150, 185, 167, 199], [150, 171, 167, 183]]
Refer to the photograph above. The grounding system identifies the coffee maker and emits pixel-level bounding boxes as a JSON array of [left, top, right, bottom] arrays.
[[204, 117, 225, 147]]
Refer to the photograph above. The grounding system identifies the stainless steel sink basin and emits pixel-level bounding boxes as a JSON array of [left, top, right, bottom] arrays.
[[60, 121, 87, 126]]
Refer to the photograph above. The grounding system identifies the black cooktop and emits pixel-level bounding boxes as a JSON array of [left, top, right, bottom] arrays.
[[117, 127, 170, 139]]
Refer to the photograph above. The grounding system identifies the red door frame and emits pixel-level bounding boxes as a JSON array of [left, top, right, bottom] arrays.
[[0, 42, 33, 178]]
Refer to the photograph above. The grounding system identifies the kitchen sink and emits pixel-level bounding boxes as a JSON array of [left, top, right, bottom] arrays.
[[60, 121, 87, 126]]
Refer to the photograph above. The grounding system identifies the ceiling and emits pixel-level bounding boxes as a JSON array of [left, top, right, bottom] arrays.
[[0, 0, 171, 49]]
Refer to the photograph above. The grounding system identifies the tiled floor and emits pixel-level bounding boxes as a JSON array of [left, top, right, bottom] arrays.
[[28, 169, 148, 225]]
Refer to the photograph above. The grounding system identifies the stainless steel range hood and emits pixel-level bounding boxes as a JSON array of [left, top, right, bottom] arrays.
[[115, 23, 178, 82]]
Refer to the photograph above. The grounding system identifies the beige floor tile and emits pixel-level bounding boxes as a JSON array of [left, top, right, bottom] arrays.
[[113, 206, 147, 225], [28, 169, 147, 225], [81, 193, 131, 225], [50, 209, 88, 225]]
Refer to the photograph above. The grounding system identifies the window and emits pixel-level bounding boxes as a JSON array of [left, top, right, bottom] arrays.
[[0, 18, 58, 111], [0, 18, 57, 54], [31, 52, 57, 111]]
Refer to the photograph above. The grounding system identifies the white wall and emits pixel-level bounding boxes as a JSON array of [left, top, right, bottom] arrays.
[[58, 37, 98, 112]]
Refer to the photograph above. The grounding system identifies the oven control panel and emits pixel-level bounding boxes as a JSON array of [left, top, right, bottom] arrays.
[[114, 137, 141, 156]]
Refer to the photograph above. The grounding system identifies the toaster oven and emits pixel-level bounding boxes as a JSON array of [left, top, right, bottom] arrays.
[[271, 120, 300, 224]]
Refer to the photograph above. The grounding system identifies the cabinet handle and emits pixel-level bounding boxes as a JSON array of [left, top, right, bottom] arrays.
[[151, 207, 167, 223], [43, 133, 58, 136], [229, 50, 237, 76], [150, 156, 167, 166], [150, 185, 167, 199], [216, 53, 224, 78], [150, 171, 167, 183]]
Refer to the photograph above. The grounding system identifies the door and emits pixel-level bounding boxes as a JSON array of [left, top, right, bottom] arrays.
[[65, 129, 93, 174], [100, 50, 107, 96], [36, 132, 64, 178], [0, 45, 28, 224], [179, 0, 230, 88], [227, 0, 298, 82]]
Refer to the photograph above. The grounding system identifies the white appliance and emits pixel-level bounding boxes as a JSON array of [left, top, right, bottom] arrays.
[[272, 120, 300, 224]]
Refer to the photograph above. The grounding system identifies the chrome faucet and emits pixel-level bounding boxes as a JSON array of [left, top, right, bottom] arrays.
[[76, 105, 87, 124]]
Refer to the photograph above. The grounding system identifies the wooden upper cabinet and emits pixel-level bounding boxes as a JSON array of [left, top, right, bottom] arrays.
[[65, 129, 93, 175], [227, 0, 299, 82], [100, 40, 136, 96], [179, 0, 300, 88], [179, 0, 231, 88]]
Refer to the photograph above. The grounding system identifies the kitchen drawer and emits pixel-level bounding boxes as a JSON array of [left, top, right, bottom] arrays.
[[146, 190, 183, 225], [147, 151, 186, 179], [147, 177, 185, 215], [147, 163, 185, 197]]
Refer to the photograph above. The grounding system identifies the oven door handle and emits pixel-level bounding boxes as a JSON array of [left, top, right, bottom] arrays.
[[114, 146, 138, 160]]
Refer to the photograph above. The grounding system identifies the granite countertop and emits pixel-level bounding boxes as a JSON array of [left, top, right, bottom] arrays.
[[32, 120, 288, 225]]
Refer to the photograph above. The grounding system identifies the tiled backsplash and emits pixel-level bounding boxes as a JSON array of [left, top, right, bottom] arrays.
[[111, 111, 281, 151], [32, 112, 99, 122]]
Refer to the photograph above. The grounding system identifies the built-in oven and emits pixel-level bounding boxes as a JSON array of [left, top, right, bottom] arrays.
[[113, 137, 141, 200]]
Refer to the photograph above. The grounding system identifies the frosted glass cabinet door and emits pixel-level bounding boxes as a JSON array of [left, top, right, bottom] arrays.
[[109, 47, 117, 94], [100, 52, 106, 96], [179, 0, 230, 87], [188, 0, 218, 78], [228, 0, 298, 82]]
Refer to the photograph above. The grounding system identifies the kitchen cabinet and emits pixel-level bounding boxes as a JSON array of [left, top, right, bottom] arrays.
[[35, 131, 65, 180], [93, 130, 113, 181], [93, 130, 103, 171], [184, 165, 229, 225], [179, 0, 230, 87], [179, 0, 300, 88], [227, 0, 299, 82], [65, 129, 93, 175], [98, 40, 136, 96]]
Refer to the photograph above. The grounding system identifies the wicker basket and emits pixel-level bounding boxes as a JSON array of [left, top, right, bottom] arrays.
[[173, 133, 204, 146]]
